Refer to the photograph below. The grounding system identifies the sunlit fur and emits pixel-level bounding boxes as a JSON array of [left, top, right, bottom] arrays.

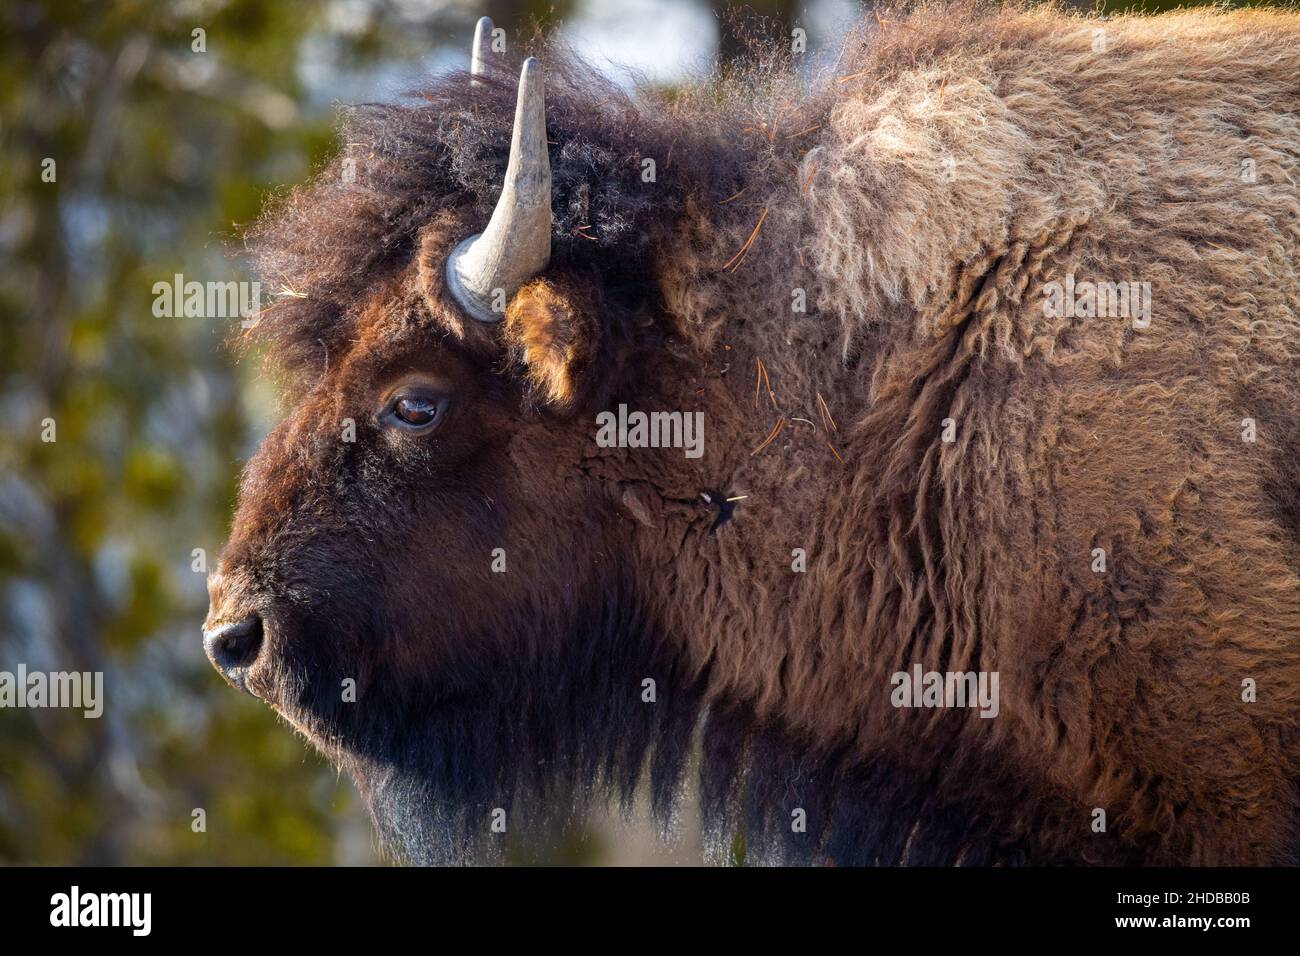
[[213, 2, 1300, 864]]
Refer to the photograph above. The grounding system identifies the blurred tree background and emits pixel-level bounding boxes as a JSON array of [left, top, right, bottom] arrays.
[[0, 0, 1260, 865]]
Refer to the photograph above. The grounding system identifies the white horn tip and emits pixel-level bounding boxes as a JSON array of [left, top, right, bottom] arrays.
[[516, 58, 545, 120], [471, 16, 494, 81]]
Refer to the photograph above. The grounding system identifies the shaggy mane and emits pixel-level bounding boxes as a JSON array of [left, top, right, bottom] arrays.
[[241, 1, 1097, 387]]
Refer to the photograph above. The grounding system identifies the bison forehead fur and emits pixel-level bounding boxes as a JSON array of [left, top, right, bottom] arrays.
[[210, 1, 1300, 865]]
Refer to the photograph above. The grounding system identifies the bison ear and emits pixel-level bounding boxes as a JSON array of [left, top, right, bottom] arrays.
[[504, 275, 598, 410]]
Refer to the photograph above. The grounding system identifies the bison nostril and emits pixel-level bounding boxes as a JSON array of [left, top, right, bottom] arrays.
[[203, 616, 264, 690]]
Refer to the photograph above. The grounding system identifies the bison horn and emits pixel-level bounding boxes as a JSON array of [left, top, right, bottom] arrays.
[[470, 16, 492, 85], [446, 57, 552, 324]]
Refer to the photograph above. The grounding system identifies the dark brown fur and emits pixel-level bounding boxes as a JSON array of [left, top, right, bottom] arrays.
[[208, 2, 1300, 864]]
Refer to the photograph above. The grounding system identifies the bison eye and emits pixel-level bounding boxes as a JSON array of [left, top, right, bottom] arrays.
[[386, 393, 450, 432]]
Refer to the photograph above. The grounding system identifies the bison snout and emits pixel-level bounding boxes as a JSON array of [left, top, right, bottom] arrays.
[[203, 616, 265, 695]]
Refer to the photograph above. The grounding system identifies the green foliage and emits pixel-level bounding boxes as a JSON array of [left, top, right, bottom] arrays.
[[0, 0, 469, 865]]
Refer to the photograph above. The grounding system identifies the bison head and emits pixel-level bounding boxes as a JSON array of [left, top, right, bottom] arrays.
[[201, 38, 748, 863]]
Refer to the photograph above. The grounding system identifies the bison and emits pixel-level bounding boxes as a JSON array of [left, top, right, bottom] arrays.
[[203, 2, 1300, 865]]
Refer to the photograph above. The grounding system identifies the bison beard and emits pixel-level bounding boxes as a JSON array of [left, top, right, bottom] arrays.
[[301, 579, 708, 866], [281, 579, 1063, 866], [209, 1, 1300, 865]]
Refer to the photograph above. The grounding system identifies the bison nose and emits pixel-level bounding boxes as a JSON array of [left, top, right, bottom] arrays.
[[203, 616, 264, 693]]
